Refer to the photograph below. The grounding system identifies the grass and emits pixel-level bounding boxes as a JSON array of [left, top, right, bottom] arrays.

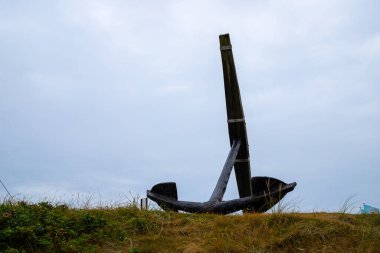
[[1, 199, 380, 252]]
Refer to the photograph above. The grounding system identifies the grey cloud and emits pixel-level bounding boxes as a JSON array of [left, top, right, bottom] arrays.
[[0, 0, 379, 211]]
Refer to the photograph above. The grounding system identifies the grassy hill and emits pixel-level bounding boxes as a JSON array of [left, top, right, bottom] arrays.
[[1, 201, 379, 252]]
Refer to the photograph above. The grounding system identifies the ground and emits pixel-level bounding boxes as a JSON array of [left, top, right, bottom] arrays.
[[1, 201, 380, 252]]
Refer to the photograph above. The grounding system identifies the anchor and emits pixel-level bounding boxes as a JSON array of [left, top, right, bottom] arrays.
[[147, 34, 296, 214]]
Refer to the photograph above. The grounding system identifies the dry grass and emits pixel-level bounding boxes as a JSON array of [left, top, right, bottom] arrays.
[[1, 200, 379, 253], [101, 210, 380, 253]]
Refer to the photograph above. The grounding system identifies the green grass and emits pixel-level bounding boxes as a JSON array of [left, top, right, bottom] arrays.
[[1, 201, 380, 252]]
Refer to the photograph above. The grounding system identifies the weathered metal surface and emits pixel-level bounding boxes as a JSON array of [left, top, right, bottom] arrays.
[[147, 139, 296, 214], [147, 34, 296, 214], [220, 34, 252, 199], [209, 139, 242, 203]]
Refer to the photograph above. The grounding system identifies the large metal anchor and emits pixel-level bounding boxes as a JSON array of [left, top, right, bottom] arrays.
[[147, 34, 296, 214]]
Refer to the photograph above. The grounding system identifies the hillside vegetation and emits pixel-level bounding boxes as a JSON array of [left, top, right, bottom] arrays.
[[1, 201, 380, 252]]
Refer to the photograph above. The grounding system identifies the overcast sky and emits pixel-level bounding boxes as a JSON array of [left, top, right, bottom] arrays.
[[1, 0, 379, 211]]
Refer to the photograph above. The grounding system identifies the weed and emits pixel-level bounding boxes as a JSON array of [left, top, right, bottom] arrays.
[[1, 200, 379, 252], [338, 194, 357, 215]]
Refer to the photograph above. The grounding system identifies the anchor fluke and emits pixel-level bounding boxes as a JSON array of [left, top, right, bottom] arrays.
[[249, 178, 297, 212], [251, 177, 288, 194], [149, 182, 178, 211]]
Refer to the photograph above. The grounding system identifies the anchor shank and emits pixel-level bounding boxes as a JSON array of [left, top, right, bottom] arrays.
[[220, 34, 252, 198], [209, 139, 241, 202]]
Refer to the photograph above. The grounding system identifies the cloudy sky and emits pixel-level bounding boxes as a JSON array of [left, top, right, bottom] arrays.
[[1, 0, 379, 211]]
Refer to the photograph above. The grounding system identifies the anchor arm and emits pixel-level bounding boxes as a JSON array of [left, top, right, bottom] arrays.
[[213, 181, 297, 214], [148, 180, 297, 214], [209, 139, 241, 202]]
